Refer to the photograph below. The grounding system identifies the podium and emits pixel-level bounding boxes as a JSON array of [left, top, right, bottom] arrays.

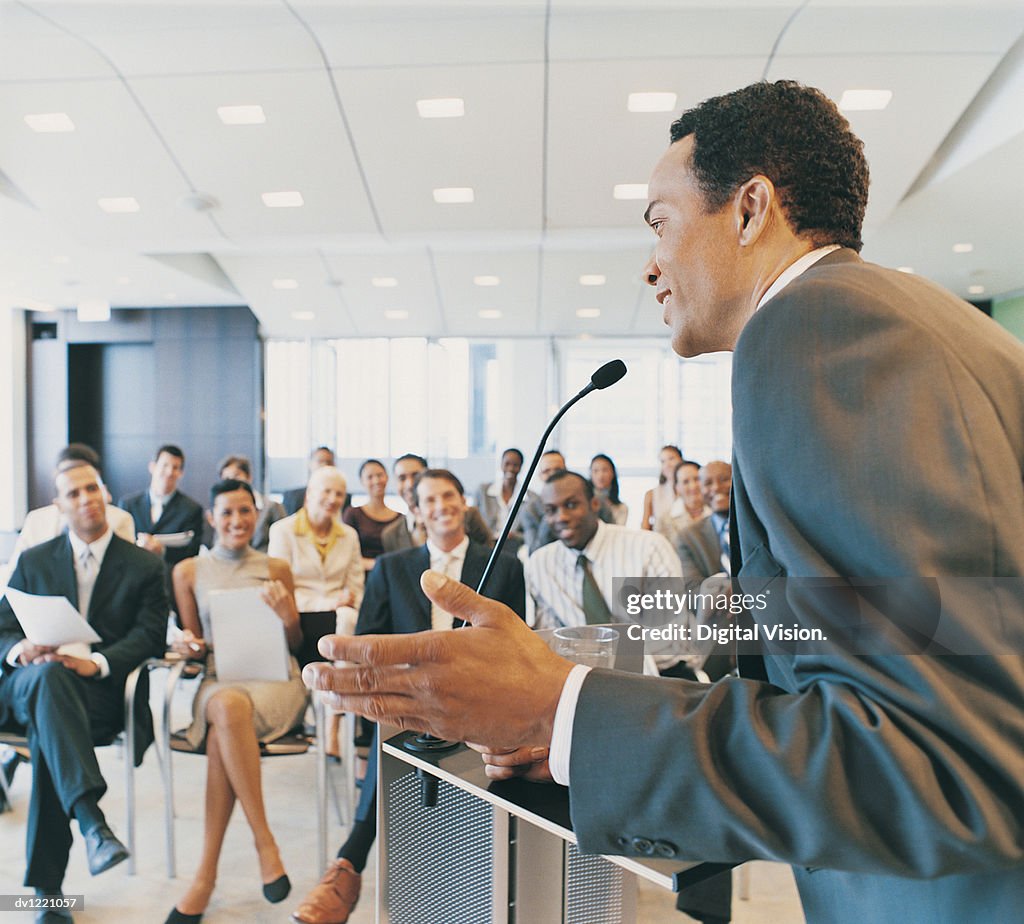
[[378, 729, 728, 923]]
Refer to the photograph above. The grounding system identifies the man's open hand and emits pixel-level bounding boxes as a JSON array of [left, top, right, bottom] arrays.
[[302, 570, 574, 750]]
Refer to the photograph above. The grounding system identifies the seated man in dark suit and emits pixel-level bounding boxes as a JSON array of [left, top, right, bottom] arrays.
[[380, 453, 493, 553], [118, 443, 203, 583], [290, 468, 524, 924], [281, 446, 336, 516], [0, 462, 168, 921]]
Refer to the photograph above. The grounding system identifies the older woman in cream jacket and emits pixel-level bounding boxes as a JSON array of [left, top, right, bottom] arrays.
[[268, 466, 363, 636]]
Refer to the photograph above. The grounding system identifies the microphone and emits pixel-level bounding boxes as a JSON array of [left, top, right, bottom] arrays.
[[474, 358, 628, 600], [404, 359, 627, 766]]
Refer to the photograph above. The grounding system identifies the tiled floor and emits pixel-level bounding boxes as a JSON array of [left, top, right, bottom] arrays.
[[0, 672, 805, 923]]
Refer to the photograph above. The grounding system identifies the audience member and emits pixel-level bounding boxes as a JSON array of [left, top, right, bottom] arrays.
[[654, 459, 708, 544], [9, 444, 135, 574], [213, 455, 286, 553], [475, 447, 534, 553], [0, 463, 167, 915], [380, 454, 492, 552], [519, 450, 566, 554], [640, 444, 683, 529], [290, 469, 524, 924], [119, 444, 203, 582], [675, 460, 733, 593], [164, 479, 305, 923], [281, 447, 336, 517], [342, 460, 402, 571], [589, 453, 628, 525]]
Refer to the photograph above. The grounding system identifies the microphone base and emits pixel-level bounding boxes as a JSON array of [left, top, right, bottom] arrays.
[[403, 733, 461, 754]]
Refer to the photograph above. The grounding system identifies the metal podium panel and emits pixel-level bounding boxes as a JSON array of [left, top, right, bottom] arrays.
[[566, 842, 636, 924], [381, 763, 509, 924]]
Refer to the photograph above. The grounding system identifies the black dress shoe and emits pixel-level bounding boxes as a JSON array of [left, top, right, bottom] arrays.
[[35, 910, 73, 924], [83, 823, 129, 875], [163, 908, 202, 924], [263, 873, 291, 903]]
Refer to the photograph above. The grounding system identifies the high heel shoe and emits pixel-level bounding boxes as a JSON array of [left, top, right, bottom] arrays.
[[163, 908, 202, 924], [263, 873, 292, 904]]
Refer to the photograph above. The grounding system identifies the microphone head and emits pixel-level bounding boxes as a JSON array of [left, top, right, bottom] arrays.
[[591, 359, 627, 390]]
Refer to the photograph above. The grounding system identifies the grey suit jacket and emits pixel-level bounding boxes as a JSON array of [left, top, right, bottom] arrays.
[[675, 515, 722, 594], [567, 251, 1024, 922]]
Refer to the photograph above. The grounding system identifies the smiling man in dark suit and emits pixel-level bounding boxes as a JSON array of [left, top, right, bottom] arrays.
[[118, 444, 203, 574], [290, 468, 524, 924], [0, 462, 167, 921]]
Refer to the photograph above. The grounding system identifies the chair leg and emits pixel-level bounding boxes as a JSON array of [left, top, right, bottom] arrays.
[[163, 660, 186, 879], [315, 694, 328, 874], [342, 711, 357, 822], [122, 664, 144, 877]]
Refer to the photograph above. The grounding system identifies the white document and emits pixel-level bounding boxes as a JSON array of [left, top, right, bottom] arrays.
[[207, 587, 290, 683], [3, 587, 103, 649], [151, 530, 194, 549]]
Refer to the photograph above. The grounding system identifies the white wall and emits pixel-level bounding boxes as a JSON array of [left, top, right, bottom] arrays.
[[0, 308, 27, 533]]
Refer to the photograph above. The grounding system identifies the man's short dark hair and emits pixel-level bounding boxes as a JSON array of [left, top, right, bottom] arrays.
[[501, 448, 524, 465], [412, 469, 465, 505], [546, 469, 594, 501], [394, 453, 428, 471], [154, 444, 186, 466], [670, 80, 868, 252], [210, 478, 255, 507], [311, 446, 334, 460], [57, 443, 101, 470], [541, 449, 564, 459], [217, 454, 251, 478]]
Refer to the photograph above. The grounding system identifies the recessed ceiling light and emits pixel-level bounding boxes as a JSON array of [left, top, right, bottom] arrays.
[[98, 196, 140, 213], [579, 274, 606, 286], [164, 292, 177, 301], [896, 266, 914, 274], [291, 311, 316, 321], [417, 98, 465, 119], [217, 104, 266, 125], [261, 190, 304, 208], [968, 285, 985, 295], [613, 184, 647, 200], [372, 277, 399, 288], [433, 187, 474, 204], [478, 309, 502, 319], [51, 255, 70, 264], [952, 242, 973, 253], [576, 308, 601, 319], [473, 275, 500, 287], [25, 112, 75, 133], [273, 278, 299, 290], [385, 309, 409, 320], [77, 299, 111, 323], [839, 89, 893, 111], [627, 92, 677, 113]]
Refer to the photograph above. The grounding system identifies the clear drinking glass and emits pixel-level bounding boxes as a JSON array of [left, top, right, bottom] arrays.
[[550, 626, 619, 669]]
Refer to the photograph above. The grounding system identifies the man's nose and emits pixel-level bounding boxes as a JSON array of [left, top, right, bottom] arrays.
[[642, 252, 659, 286]]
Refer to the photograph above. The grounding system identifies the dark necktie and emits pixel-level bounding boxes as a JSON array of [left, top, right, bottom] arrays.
[[577, 554, 611, 625]]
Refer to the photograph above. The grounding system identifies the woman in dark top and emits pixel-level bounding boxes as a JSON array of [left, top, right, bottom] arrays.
[[342, 459, 402, 571]]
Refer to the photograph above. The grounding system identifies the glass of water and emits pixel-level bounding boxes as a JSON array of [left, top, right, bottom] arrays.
[[550, 626, 619, 669]]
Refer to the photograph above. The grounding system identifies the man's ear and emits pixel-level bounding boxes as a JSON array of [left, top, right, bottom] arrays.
[[735, 175, 775, 245], [206, 509, 216, 529], [590, 496, 601, 513], [148, 459, 156, 476]]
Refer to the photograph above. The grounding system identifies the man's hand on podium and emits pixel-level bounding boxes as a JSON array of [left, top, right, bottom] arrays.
[[302, 569, 574, 751], [466, 742, 555, 783]]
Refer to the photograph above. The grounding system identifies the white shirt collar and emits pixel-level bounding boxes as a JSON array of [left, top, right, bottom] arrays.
[[757, 244, 841, 311], [573, 519, 609, 563], [426, 535, 470, 566], [150, 488, 176, 505], [68, 525, 115, 567]]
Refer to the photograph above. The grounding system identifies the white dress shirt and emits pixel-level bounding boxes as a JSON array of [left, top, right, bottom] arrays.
[[548, 243, 841, 786], [426, 536, 469, 631]]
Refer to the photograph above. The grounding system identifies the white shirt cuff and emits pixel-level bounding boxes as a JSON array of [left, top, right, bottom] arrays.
[[90, 652, 111, 679], [6, 642, 24, 667], [548, 663, 592, 786]]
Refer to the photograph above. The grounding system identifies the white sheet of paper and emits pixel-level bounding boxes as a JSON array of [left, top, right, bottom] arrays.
[[208, 587, 290, 683], [3, 587, 103, 648]]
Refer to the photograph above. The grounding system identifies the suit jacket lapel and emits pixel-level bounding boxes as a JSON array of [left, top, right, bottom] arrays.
[[153, 492, 176, 531], [405, 546, 432, 630], [53, 534, 79, 611], [87, 536, 124, 624], [460, 542, 487, 595]]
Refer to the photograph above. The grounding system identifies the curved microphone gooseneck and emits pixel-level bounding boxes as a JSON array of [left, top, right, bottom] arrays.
[[404, 358, 628, 764]]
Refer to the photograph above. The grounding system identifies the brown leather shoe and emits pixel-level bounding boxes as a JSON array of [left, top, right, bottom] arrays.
[[290, 859, 361, 924]]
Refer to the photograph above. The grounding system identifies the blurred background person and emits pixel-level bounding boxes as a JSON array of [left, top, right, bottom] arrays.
[[281, 447, 336, 517], [589, 453, 628, 526], [342, 459, 402, 572], [164, 479, 305, 923], [475, 447, 533, 554], [640, 444, 683, 530], [655, 459, 708, 544]]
